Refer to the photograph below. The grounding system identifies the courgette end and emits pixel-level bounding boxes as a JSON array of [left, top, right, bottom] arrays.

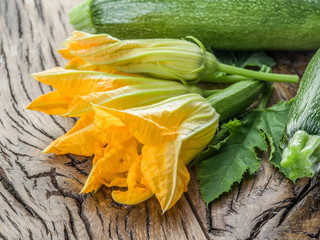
[[281, 130, 320, 182], [68, 0, 97, 34]]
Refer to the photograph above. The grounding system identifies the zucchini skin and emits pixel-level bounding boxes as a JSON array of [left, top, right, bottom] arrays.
[[70, 0, 320, 50], [284, 50, 320, 142], [207, 80, 265, 122]]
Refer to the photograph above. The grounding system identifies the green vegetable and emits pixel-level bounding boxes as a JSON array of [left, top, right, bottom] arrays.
[[198, 100, 292, 204], [280, 50, 320, 182], [207, 80, 264, 122], [69, 0, 320, 50]]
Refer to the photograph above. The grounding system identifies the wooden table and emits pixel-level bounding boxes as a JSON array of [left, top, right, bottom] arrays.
[[0, 0, 319, 239]]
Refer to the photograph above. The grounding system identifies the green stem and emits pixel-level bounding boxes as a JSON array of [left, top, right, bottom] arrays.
[[202, 74, 252, 83], [218, 63, 299, 83], [257, 83, 274, 110]]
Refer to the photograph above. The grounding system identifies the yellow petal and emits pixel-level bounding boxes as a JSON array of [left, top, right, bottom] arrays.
[[26, 91, 71, 115], [93, 105, 125, 128], [65, 84, 190, 117], [64, 113, 94, 135], [80, 148, 128, 191], [64, 56, 92, 69], [125, 94, 214, 130], [65, 31, 150, 61], [111, 188, 153, 205], [92, 106, 135, 145], [141, 141, 190, 212], [123, 94, 219, 164], [58, 49, 139, 76], [180, 119, 218, 165], [81, 138, 139, 193], [32, 67, 117, 96], [92, 105, 178, 145], [91, 138, 139, 173], [33, 68, 185, 99], [111, 157, 153, 205], [57, 48, 75, 60], [66, 60, 125, 75], [65, 31, 119, 51], [101, 177, 128, 188], [81, 168, 128, 193], [44, 111, 134, 156], [43, 114, 105, 156]]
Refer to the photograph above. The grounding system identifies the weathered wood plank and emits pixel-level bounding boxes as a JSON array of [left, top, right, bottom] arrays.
[[0, 0, 319, 240]]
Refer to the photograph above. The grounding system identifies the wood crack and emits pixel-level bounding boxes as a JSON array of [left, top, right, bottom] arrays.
[[15, 1, 23, 39], [64, 154, 89, 176], [6, 109, 47, 144], [246, 199, 292, 239], [28, 228, 34, 240], [65, 205, 78, 239], [63, 225, 70, 240], [0, 167, 50, 235], [18, 65, 33, 102], [184, 193, 211, 239], [48, 40, 60, 67], [0, 42, 17, 105], [145, 204, 151, 240], [278, 177, 318, 226], [0, 232, 9, 240], [34, 0, 45, 22]]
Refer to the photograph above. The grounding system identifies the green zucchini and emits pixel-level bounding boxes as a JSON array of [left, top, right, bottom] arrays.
[[281, 50, 320, 181], [69, 0, 320, 50], [207, 80, 265, 122]]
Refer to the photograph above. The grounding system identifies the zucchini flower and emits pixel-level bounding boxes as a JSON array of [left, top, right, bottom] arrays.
[[44, 93, 219, 212], [59, 31, 299, 84], [26, 67, 200, 117]]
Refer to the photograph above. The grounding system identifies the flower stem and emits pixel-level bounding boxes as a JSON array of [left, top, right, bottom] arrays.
[[202, 75, 251, 83], [257, 83, 274, 110], [218, 63, 299, 83]]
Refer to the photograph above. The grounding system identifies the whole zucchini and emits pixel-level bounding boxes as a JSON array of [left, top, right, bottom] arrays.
[[69, 0, 320, 50], [281, 50, 320, 181]]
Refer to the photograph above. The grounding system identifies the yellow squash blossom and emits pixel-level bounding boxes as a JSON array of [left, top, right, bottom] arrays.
[[26, 67, 200, 117], [44, 94, 219, 212], [60, 31, 218, 83], [59, 31, 299, 84]]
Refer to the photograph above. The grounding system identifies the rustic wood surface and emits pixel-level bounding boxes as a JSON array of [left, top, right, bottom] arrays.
[[0, 0, 319, 239]]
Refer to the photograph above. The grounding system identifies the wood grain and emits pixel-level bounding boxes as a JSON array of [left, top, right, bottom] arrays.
[[0, 0, 319, 239]]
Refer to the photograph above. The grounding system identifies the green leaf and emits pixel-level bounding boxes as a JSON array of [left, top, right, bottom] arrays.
[[192, 119, 242, 165], [259, 100, 292, 175], [241, 52, 276, 69], [198, 111, 266, 204], [198, 100, 292, 204], [213, 51, 276, 69]]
